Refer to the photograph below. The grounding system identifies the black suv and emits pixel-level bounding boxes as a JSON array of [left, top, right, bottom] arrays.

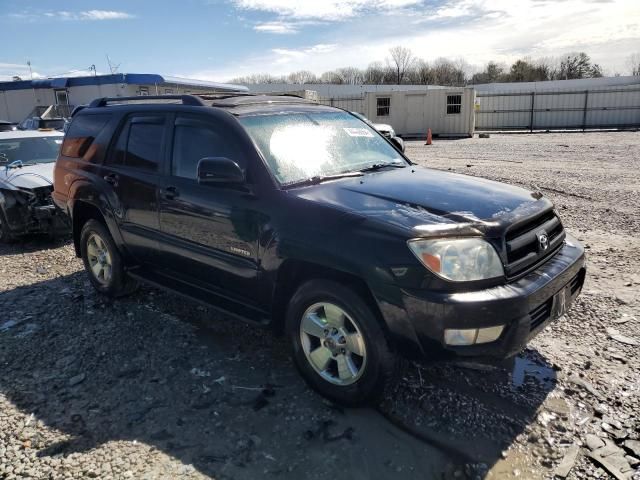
[[53, 94, 586, 405]]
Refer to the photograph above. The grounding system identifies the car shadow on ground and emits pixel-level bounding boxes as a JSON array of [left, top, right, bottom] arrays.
[[0, 234, 72, 256], [0, 268, 557, 479]]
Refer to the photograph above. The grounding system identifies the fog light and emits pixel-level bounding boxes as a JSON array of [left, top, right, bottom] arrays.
[[444, 325, 505, 346], [475, 325, 505, 344], [444, 329, 478, 346]]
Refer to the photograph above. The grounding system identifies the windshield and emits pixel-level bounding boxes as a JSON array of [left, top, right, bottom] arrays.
[[239, 111, 406, 185], [0, 136, 63, 165]]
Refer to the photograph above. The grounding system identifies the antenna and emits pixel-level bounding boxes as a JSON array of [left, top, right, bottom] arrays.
[[105, 54, 121, 75]]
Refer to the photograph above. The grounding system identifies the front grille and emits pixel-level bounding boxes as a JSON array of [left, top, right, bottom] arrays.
[[31, 186, 54, 207], [504, 210, 565, 278], [529, 298, 553, 331]]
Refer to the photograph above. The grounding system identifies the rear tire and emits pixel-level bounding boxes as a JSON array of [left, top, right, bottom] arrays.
[[80, 219, 138, 297], [286, 279, 397, 406]]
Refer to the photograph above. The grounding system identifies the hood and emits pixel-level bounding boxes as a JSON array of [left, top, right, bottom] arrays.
[[290, 165, 551, 236], [0, 162, 55, 190]]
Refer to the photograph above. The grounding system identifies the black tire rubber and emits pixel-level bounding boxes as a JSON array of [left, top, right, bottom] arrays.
[[80, 219, 138, 297], [0, 211, 16, 244], [286, 279, 397, 406]]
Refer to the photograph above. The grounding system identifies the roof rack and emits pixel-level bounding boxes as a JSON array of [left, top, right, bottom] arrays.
[[88, 95, 206, 108], [195, 93, 257, 100]]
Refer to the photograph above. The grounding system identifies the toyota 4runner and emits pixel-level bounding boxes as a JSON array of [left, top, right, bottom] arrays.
[[53, 94, 586, 405]]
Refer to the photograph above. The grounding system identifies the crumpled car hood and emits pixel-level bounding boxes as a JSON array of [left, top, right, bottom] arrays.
[[0, 162, 55, 190], [290, 165, 552, 234]]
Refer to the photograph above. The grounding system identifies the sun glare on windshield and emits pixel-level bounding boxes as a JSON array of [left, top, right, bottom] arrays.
[[240, 111, 403, 185]]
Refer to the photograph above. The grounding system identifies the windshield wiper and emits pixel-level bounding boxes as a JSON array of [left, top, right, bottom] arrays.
[[359, 161, 407, 172], [284, 171, 364, 188]]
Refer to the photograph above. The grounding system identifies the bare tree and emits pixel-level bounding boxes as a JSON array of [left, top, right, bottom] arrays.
[[287, 70, 317, 84], [406, 59, 434, 85], [335, 67, 364, 85], [230, 73, 285, 84], [319, 70, 343, 84], [628, 53, 640, 76], [364, 62, 386, 84], [431, 58, 466, 86], [388, 46, 414, 84]]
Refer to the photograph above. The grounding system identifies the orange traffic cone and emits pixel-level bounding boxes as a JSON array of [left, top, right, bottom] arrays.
[[425, 128, 432, 145]]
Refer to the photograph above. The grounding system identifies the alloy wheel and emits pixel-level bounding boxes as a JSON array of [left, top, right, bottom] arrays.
[[86, 233, 113, 285], [299, 302, 367, 386]]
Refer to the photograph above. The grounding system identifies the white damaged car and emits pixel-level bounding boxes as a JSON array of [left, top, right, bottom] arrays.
[[0, 130, 69, 242]]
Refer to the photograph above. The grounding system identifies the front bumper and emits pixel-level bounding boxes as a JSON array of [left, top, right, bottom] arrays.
[[5, 203, 70, 236], [378, 233, 586, 359]]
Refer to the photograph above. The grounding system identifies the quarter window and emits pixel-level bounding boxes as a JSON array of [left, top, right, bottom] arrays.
[[61, 114, 111, 159], [171, 118, 243, 180], [447, 94, 462, 114], [376, 97, 390, 117]]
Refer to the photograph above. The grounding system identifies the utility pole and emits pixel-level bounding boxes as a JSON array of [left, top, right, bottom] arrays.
[[27, 61, 33, 79]]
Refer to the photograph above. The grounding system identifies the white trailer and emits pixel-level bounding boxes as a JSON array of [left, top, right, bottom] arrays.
[[0, 73, 247, 123]]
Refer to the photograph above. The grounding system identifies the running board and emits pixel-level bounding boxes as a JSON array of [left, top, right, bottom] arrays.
[[127, 268, 271, 327]]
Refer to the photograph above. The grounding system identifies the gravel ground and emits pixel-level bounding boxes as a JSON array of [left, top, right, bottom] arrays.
[[1, 131, 639, 479]]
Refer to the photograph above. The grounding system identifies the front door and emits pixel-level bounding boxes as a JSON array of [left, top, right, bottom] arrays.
[[102, 113, 168, 263], [158, 114, 263, 305]]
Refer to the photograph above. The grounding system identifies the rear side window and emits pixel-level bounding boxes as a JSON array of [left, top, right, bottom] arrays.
[[61, 114, 111, 159], [171, 117, 243, 180], [126, 122, 164, 171], [109, 115, 166, 172]]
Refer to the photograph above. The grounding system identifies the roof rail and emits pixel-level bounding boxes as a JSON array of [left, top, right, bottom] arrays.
[[88, 95, 206, 108]]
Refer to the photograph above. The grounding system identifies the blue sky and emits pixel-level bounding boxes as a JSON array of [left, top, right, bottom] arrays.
[[1, 0, 639, 82]]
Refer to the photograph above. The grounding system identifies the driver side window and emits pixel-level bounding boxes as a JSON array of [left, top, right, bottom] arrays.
[[172, 117, 243, 180]]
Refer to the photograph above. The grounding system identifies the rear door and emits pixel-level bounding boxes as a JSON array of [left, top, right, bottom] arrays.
[[157, 113, 263, 304], [101, 113, 169, 264]]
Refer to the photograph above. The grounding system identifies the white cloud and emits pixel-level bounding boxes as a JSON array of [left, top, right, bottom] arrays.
[[191, 0, 640, 79], [75, 10, 135, 20], [0, 63, 45, 81], [233, 0, 422, 20], [10, 10, 134, 21], [254, 21, 299, 33]]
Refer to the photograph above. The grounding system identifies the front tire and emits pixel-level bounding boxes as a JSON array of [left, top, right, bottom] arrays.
[[286, 279, 397, 406], [80, 219, 137, 297], [0, 211, 16, 244]]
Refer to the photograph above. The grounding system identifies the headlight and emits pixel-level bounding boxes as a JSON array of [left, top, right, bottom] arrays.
[[407, 238, 504, 281]]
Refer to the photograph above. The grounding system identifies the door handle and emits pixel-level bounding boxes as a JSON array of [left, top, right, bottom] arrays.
[[103, 173, 119, 187], [163, 186, 179, 200]]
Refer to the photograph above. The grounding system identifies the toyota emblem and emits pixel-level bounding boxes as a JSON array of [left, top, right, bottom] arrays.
[[537, 231, 549, 251]]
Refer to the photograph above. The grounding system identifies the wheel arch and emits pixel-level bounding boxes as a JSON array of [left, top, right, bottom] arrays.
[[270, 259, 387, 335], [71, 200, 109, 257]]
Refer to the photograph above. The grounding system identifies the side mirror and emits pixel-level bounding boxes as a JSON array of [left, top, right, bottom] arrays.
[[390, 136, 405, 153], [197, 157, 245, 185]]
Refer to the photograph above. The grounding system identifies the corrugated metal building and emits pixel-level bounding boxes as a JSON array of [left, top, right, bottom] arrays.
[[0, 73, 247, 123], [248, 76, 640, 135], [474, 76, 640, 131]]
